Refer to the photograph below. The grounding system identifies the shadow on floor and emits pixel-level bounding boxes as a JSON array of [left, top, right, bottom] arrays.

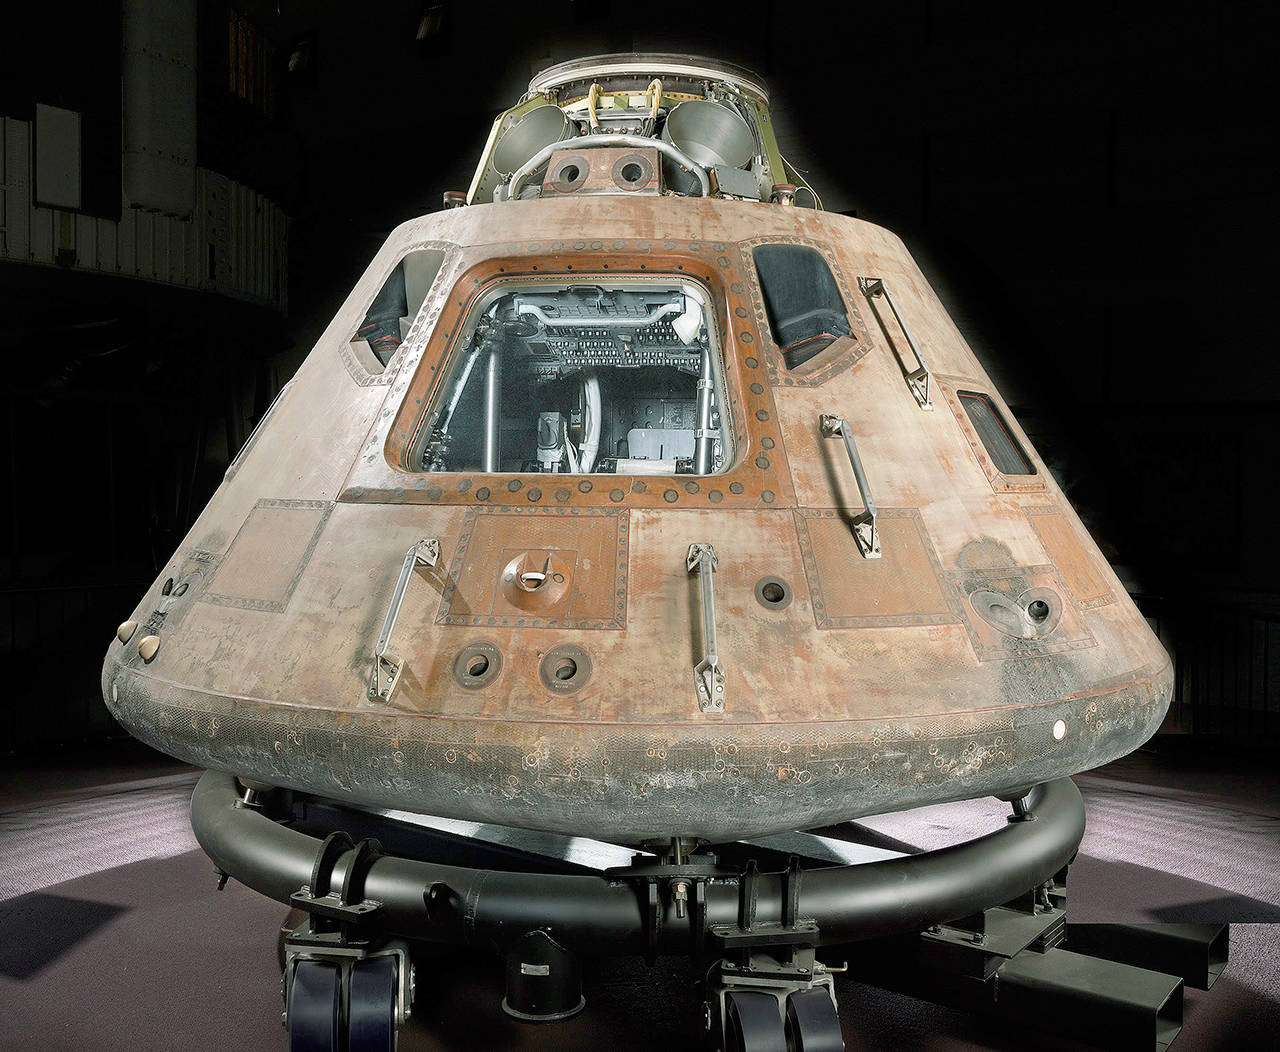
[[1069, 857, 1280, 923], [0, 893, 126, 979]]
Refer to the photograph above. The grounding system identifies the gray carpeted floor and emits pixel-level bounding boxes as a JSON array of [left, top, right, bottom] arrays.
[[0, 776, 200, 901], [1, 759, 1277, 1050]]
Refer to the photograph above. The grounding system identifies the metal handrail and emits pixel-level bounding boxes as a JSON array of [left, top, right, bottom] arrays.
[[820, 415, 881, 559], [516, 301, 682, 328], [686, 543, 726, 712], [369, 538, 440, 702], [505, 133, 710, 199], [859, 277, 933, 410]]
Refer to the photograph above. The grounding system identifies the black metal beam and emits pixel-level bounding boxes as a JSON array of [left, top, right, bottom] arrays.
[[1065, 923, 1230, 991]]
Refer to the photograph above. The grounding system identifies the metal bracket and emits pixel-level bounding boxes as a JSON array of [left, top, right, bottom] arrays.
[[285, 831, 416, 1028], [705, 855, 830, 1050], [859, 276, 933, 410], [608, 843, 722, 964], [711, 856, 818, 954], [369, 538, 440, 703], [290, 831, 385, 929], [686, 543, 726, 712], [819, 416, 882, 559]]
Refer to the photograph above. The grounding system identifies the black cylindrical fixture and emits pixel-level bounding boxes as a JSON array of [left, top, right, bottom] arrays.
[[501, 930, 585, 1021]]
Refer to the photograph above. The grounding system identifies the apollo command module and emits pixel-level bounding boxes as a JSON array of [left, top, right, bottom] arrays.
[[103, 53, 1173, 1052]]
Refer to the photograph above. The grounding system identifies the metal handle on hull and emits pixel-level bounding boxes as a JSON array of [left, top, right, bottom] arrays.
[[859, 277, 933, 410], [686, 543, 726, 713], [369, 538, 441, 703], [819, 415, 881, 559]]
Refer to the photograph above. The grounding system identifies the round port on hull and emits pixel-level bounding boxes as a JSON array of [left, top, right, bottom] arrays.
[[611, 153, 655, 191], [754, 576, 793, 611], [539, 645, 592, 693], [547, 155, 590, 193], [452, 642, 502, 690]]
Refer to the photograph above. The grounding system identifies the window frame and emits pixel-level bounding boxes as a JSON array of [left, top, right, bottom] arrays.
[[751, 243, 855, 370], [401, 272, 735, 478], [938, 378, 1046, 493], [342, 246, 449, 382], [347, 241, 791, 511]]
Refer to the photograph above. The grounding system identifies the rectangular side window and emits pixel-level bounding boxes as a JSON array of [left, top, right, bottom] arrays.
[[352, 249, 446, 371], [412, 277, 732, 476], [752, 244, 852, 368], [958, 391, 1035, 476]]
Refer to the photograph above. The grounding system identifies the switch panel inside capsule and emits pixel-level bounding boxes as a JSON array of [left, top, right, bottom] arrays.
[[415, 278, 733, 475]]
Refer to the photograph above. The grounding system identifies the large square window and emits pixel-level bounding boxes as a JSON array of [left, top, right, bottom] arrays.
[[411, 277, 733, 475]]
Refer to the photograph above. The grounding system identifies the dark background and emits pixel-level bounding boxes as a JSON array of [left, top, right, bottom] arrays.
[[2, 2, 1277, 757]]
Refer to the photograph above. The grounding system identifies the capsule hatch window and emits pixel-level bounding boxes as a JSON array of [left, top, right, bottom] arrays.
[[411, 278, 733, 475]]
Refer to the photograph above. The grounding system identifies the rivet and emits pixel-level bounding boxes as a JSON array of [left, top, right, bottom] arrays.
[[138, 635, 161, 662], [117, 620, 138, 644]]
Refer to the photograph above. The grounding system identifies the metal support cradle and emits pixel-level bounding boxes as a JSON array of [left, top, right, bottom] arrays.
[[191, 771, 1229, 1051], [191, 771, 1085, 953]]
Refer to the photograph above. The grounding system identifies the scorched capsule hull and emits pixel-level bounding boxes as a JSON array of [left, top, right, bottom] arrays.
[[102, 196, 1170, 843]]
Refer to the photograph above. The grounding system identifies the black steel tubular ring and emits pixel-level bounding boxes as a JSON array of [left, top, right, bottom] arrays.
[[192, 770, 1084, 953]]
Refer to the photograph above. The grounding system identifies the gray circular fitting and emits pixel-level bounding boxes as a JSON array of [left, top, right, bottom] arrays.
[[754, 576, 793, 611], [539, 645, 593, 693], [452, 641, 503, 689]]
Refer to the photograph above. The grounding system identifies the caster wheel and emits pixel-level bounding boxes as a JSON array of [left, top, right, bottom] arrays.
[[349, 956, 398, 1052], [288, 959, 342, 1052], [785, 988, 844, 1052], [724, 990, 786, 1052], [277, 907, 309, 971]]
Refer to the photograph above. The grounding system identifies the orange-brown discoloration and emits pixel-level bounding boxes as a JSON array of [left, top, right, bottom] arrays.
[[102, 196, 1171, 840]]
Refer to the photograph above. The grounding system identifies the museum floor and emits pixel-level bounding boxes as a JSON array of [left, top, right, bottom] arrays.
[[2, 742, 1277, 1051]]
